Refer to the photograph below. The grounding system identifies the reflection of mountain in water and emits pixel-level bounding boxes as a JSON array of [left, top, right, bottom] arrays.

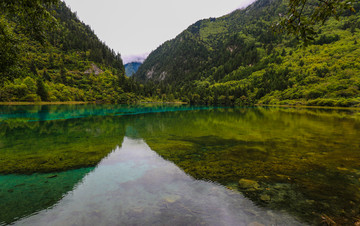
[[0, 104, 215, 174], [1, 106, 360, 225], [15, 137, 302, 226], [129, 108, 360, 225]]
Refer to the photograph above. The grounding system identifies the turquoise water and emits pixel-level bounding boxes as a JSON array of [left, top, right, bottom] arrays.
[[1, 104, 360, 225], [0, 104, 218, 122]]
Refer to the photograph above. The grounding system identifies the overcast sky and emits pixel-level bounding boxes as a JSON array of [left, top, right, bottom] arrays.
[[63, 0, 256, 63]]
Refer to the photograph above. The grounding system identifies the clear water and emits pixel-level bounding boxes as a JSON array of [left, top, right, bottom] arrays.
[[1, 104, 360, 225], [13, 137, 301, 226]]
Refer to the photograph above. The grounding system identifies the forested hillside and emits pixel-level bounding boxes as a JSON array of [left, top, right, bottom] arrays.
[[0, 1, 144, 103], [135, 0, 360, 107]]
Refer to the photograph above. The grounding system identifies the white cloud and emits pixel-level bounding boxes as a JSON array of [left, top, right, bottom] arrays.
[[123, 53, 150, 64]]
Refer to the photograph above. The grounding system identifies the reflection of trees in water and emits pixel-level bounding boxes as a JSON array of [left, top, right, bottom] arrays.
[[0, 104, 218, 174], [0, 115, 127, 174]]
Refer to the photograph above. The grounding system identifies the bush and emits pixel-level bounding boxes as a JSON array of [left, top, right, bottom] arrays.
[[235, 96, 250, 106], [23, 77, 37, 94], [305, 89, 323, 99], [313, 34, 340, 45], [21, 94, 41, 102]]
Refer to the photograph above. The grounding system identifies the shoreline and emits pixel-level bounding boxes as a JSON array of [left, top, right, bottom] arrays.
[[0, 101, 188, 106], [256, 104, 360, 111], [0, 101, 92, 106], [1, 102, 359, 110], [139, 101, 187, 104]]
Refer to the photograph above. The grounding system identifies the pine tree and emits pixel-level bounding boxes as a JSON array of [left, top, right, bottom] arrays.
[[42, 70, 52, 81], [36, 79, 49, 101]]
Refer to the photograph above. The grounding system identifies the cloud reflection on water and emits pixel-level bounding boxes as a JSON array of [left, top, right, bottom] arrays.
[[15, 137, 302, 226]]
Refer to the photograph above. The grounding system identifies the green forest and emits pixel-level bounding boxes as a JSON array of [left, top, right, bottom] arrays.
[[0, 1, 162, 103], [135, 0, 360, 107], [1, 0, 360, 107]]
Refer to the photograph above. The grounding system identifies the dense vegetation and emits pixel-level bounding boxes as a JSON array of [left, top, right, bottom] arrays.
[[0, 1, 163, 103], [135, 0, 360, 107], [277, 0, 357, 44], [1, 0, 359, 107]]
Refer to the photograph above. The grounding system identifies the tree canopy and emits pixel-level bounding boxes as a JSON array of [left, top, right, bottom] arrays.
[[0, 0, 60, 75], [0, 0, 59, 42]]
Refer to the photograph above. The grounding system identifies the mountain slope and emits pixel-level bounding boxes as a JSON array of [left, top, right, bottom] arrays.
[[135, 0, 283, 83], [0, 1, 141, 103], [135, 0, 360, 107]]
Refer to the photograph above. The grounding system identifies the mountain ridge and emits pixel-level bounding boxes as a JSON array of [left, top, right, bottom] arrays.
[[134, 0, 283, 83]]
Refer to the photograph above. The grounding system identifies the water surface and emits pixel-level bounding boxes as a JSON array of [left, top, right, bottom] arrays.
[[14, 137, 300, 226], [0, 104, 359, 225]]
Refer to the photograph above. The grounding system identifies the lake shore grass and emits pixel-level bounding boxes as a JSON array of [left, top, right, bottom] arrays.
[[257, 104, 360, 111]]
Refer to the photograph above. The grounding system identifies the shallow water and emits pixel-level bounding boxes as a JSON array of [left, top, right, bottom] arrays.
[[13, 137, 301, 226], [0, 105, 360, 225]]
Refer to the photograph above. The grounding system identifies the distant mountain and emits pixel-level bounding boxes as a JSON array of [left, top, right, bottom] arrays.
[[125, 62, 142, 77], [134, 0, 360, 107]]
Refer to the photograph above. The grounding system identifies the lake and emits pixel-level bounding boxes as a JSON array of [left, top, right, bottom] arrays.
[[0, 104, 359, 225]]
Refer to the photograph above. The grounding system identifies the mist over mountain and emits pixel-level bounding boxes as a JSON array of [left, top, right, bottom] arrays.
[[123, 53, 149, 64]]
